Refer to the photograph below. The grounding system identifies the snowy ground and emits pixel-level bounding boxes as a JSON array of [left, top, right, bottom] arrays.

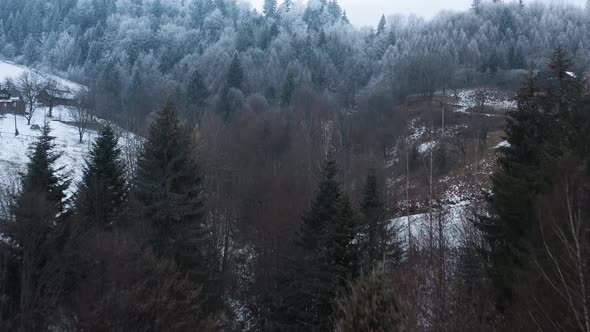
[[0, 61, 135, 196], [391, 201, 475, 250], [454, 89, 516, 114], [1, 107, 106, 194], [494, 140, 510, 149], [0, 60, 82, 91]]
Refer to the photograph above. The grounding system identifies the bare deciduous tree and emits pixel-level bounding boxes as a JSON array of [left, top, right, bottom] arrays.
[[39, 79, 64, 118], [533, 159, 590, 332], [68, 88, 93, 143], [473, 88, 490, 112], [13, 72, 47, 125]]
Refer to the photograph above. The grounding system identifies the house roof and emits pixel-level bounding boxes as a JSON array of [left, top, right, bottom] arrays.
[[0, 87, 22, 100], [42, 88, 75, 100]]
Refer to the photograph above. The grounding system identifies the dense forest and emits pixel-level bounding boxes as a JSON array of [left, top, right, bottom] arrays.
[[0, 0, 590, 331], [0, 0, 589, 124]]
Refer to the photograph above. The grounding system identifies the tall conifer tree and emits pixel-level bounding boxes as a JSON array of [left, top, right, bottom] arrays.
[[227, 53, 244, 91], [377, 15, 386, 35], [263, 0, 277, 17], [328, 196, 360, 286], [187, 69, 209, 108], [480, 49, 583, 313], [9, 124, 70, 331], [360, 168, 399, 269], [287, 154, 361, 330], [134, 102, 210, 280], [75, 125, 127, 229]]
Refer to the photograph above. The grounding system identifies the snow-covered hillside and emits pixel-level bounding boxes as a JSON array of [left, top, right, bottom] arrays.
[[0, 61, 135, 196], [454, 89, 516, 114], [383, 87, 515, 252], [0, 60, 82, 91]]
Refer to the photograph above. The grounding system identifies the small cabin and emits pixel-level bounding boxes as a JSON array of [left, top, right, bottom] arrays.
[[37, 88, 76, 107], [0, 88, 26, 115]]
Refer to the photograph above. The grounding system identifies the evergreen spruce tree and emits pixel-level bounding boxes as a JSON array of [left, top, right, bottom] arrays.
[[318, 29, 327, 48], [288, 154, 361, 331], [16, 124, 70, 218], [227, 53, 244, 91], [341, 11, 350, 24], [327, 196, 360, 287], [478, 70, 546, 313], [298, 154, 342, 251], [134, 102, 210, 281], [263, 0, 277, 17], [472, 0, 482, 14], [549, 46, 575, 80], [479, 51, 582, 313], [360, 168, 399, 270], [544, 47, 585, 153], [377, 15, 386, 35], [187, 69, 209, 109], [9, 124, 70, 331], [283, 0, 293, 12], [281, 69, 295, 106], [327, 0, 342, 20], [75, 125, 127, 229]]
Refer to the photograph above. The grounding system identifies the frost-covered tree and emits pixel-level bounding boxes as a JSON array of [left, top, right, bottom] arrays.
[[227, 53, 244, 91], [0, 0, 588, 122], [13, 72, 47, 125], [263, 0, 277, 17], [187, 69, 209, 109], [377, 14, 386, 35]]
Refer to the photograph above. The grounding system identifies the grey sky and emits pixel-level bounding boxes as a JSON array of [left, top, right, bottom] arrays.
[[246, 0, 587, 27]]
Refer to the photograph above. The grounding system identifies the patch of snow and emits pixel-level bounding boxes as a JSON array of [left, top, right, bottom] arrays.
[[418, 141, 437, 154], [385, 145, 399, 168], [1, 62, 138, 198], [454, 89, 516, 114], [1, 108, 86, 194], [0, 110, 137, 198], [0, 60, 83, 92], [390, 202, 475, 249], [494, 140, 511, 149], [406, 118, 427, 142]]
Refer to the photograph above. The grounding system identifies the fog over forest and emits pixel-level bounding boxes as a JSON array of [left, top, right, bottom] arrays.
[[249, 0, 587, 25], [1, 0, 590, 331]]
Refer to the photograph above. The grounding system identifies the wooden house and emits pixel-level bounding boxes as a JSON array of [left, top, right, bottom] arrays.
[[37, 88, 76, 107], [0, 88, 26, 114]]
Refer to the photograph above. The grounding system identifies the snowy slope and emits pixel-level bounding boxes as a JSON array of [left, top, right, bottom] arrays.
[[0, 61, 135, 196], [1, 107, 98, 192], [0, 60, 82, 91], [454, 89, 516, 114], [390, 201, 474, 250]]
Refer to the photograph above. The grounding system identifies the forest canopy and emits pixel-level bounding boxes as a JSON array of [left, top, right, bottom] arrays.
[[0, 0, 589, 126]]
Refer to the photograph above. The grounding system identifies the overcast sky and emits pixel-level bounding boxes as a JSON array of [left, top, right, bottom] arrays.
[[246, 0, 587, 27]]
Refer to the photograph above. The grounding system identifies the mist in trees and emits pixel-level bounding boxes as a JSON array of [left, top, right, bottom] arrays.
[[1, 0, 590, 330], [0, 0, 589, 128]]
